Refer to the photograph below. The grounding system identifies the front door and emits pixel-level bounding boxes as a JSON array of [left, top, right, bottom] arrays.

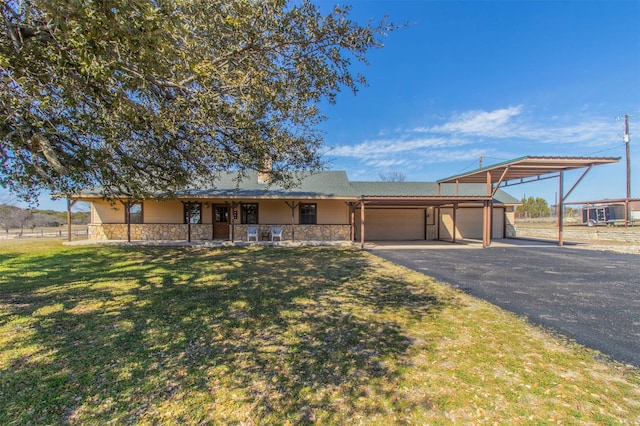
[[213, 205, 229, 239]]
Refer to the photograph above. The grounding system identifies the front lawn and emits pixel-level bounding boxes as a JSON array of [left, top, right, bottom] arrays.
[[1, 240, 638, 424]]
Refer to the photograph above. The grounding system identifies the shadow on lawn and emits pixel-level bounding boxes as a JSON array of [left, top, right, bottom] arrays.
[[0, 245, 443, 424]]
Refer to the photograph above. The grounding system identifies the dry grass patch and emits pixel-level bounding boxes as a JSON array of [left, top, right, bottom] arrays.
[[0, 240, 638, 424]]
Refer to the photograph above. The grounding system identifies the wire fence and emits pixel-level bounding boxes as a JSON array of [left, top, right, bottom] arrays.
[[0, 227, 89, 240]]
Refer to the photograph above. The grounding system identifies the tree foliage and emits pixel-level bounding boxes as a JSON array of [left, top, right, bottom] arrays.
[[0, 203, 88, 231], [0, 203, 32, 233], [1, 0, 394, 203], [516, 196, 550, 218]]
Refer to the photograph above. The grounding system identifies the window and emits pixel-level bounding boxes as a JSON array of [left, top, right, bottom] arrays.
[[299, 203, 317, 225], [214, 206, 228, 223], [184, 202, 202, 224], [128, 202, 143, 224], [241, 203, 258, 224]]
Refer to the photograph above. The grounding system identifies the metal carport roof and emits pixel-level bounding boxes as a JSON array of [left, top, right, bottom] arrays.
[[438, 156, 621, 247], [437, 156, 620, 186]]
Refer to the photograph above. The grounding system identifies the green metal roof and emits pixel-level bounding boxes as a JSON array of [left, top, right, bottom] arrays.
[[350, 181, 519, 204], [75, 171, 519, 203], [182, 170, 356, 198]]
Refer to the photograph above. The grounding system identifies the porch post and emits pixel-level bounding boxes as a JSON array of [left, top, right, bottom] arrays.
[[291, 203, 295, 242], [66, 198, 77, 242], [121, 200, 132, 242], [360, 200, 366, 249], [285, 201, 299, 242], [187, 202, 192, 243], [211, 202, 215, 240], [181, 201, 192, 243], [227, 201, 235, 242]]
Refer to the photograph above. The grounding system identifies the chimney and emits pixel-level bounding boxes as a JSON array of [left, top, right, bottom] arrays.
[[257, 156, 272, 184]]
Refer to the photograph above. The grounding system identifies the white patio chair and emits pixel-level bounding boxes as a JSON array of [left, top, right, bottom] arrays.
[[270, 226, 283, 242], [247, 226, 259, 241]]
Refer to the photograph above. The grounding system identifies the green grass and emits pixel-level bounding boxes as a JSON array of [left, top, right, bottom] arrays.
[[1, 240, 639, 424]]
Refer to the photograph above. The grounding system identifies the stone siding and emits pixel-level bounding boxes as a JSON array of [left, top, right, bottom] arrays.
[[89, 223, 352, 242], [234, 224, 351, 241], [89, 224, 196, 241], [515, 226, 640, 243]]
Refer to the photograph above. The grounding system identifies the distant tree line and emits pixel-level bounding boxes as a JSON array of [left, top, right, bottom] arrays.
[[0, 204, 89, 235], [516, 196, 550, 218]]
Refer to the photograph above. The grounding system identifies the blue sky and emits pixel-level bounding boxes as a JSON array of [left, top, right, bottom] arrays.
[[320, 0, 640, 204], [5, 0, 640, 211]]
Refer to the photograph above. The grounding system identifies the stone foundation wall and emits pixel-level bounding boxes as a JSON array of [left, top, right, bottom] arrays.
[[233, 224, 351, 241], [89, 223, 352, 242], [515, 226, 640, 243], [88, 223, 190, 240]]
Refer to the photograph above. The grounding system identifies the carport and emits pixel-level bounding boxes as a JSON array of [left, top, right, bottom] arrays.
[[351, 179, 521, 249], [437, 156, 620, 247], [356, 195, 494, 247]]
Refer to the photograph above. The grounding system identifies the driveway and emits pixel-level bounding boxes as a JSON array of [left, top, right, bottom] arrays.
[[368, 240, 640, 368]]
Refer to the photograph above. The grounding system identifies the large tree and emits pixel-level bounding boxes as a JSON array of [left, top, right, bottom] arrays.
[[1, 0, 393, 203]]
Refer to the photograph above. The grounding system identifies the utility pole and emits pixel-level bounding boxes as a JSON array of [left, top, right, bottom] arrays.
[[624, 114, 631, 226], [479, 155, 483, 168]]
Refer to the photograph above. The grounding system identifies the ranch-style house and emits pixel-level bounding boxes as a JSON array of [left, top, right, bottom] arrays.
[[73, 170, 520, 247]]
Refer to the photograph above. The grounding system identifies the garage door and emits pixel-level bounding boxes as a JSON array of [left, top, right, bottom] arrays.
[[440, 207, 505, 239], [492, 208, 505, 239], [357, 209, 425, 240]]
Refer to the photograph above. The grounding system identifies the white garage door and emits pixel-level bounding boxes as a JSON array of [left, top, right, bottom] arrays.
[[492, 208, 505, 239], [440, 207, 505, 239], [357, 209, 425, 240]]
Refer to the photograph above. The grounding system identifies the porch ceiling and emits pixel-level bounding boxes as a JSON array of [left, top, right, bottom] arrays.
[[437, 156, 620, 185]]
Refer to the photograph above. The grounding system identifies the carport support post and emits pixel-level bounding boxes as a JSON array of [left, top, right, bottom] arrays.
[[483, 170, 492, 248], [482, 201, 489, 248], [345, 202, 356, 241], [558, 171, 564, 246], [452, 203, 457, 243]]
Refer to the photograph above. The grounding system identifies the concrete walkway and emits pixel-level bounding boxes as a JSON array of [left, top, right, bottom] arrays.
[[63, 239, 355, 248]]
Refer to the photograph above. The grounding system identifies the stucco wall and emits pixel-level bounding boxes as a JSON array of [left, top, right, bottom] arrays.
[[91, 201, 124, 224], [143, 200, 186, 224], [228, 199, 350, 225]]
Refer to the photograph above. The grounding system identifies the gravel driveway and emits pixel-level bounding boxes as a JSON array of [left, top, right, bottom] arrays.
[[368, 240, 640, 368]]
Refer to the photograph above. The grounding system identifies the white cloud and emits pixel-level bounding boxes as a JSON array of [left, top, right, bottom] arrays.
[[424, 106, 524, 137], [330, 137, 470, 159], [515, 120, 617, 146], [328, 106, 622, 178], [414, 148, 488, 164]]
